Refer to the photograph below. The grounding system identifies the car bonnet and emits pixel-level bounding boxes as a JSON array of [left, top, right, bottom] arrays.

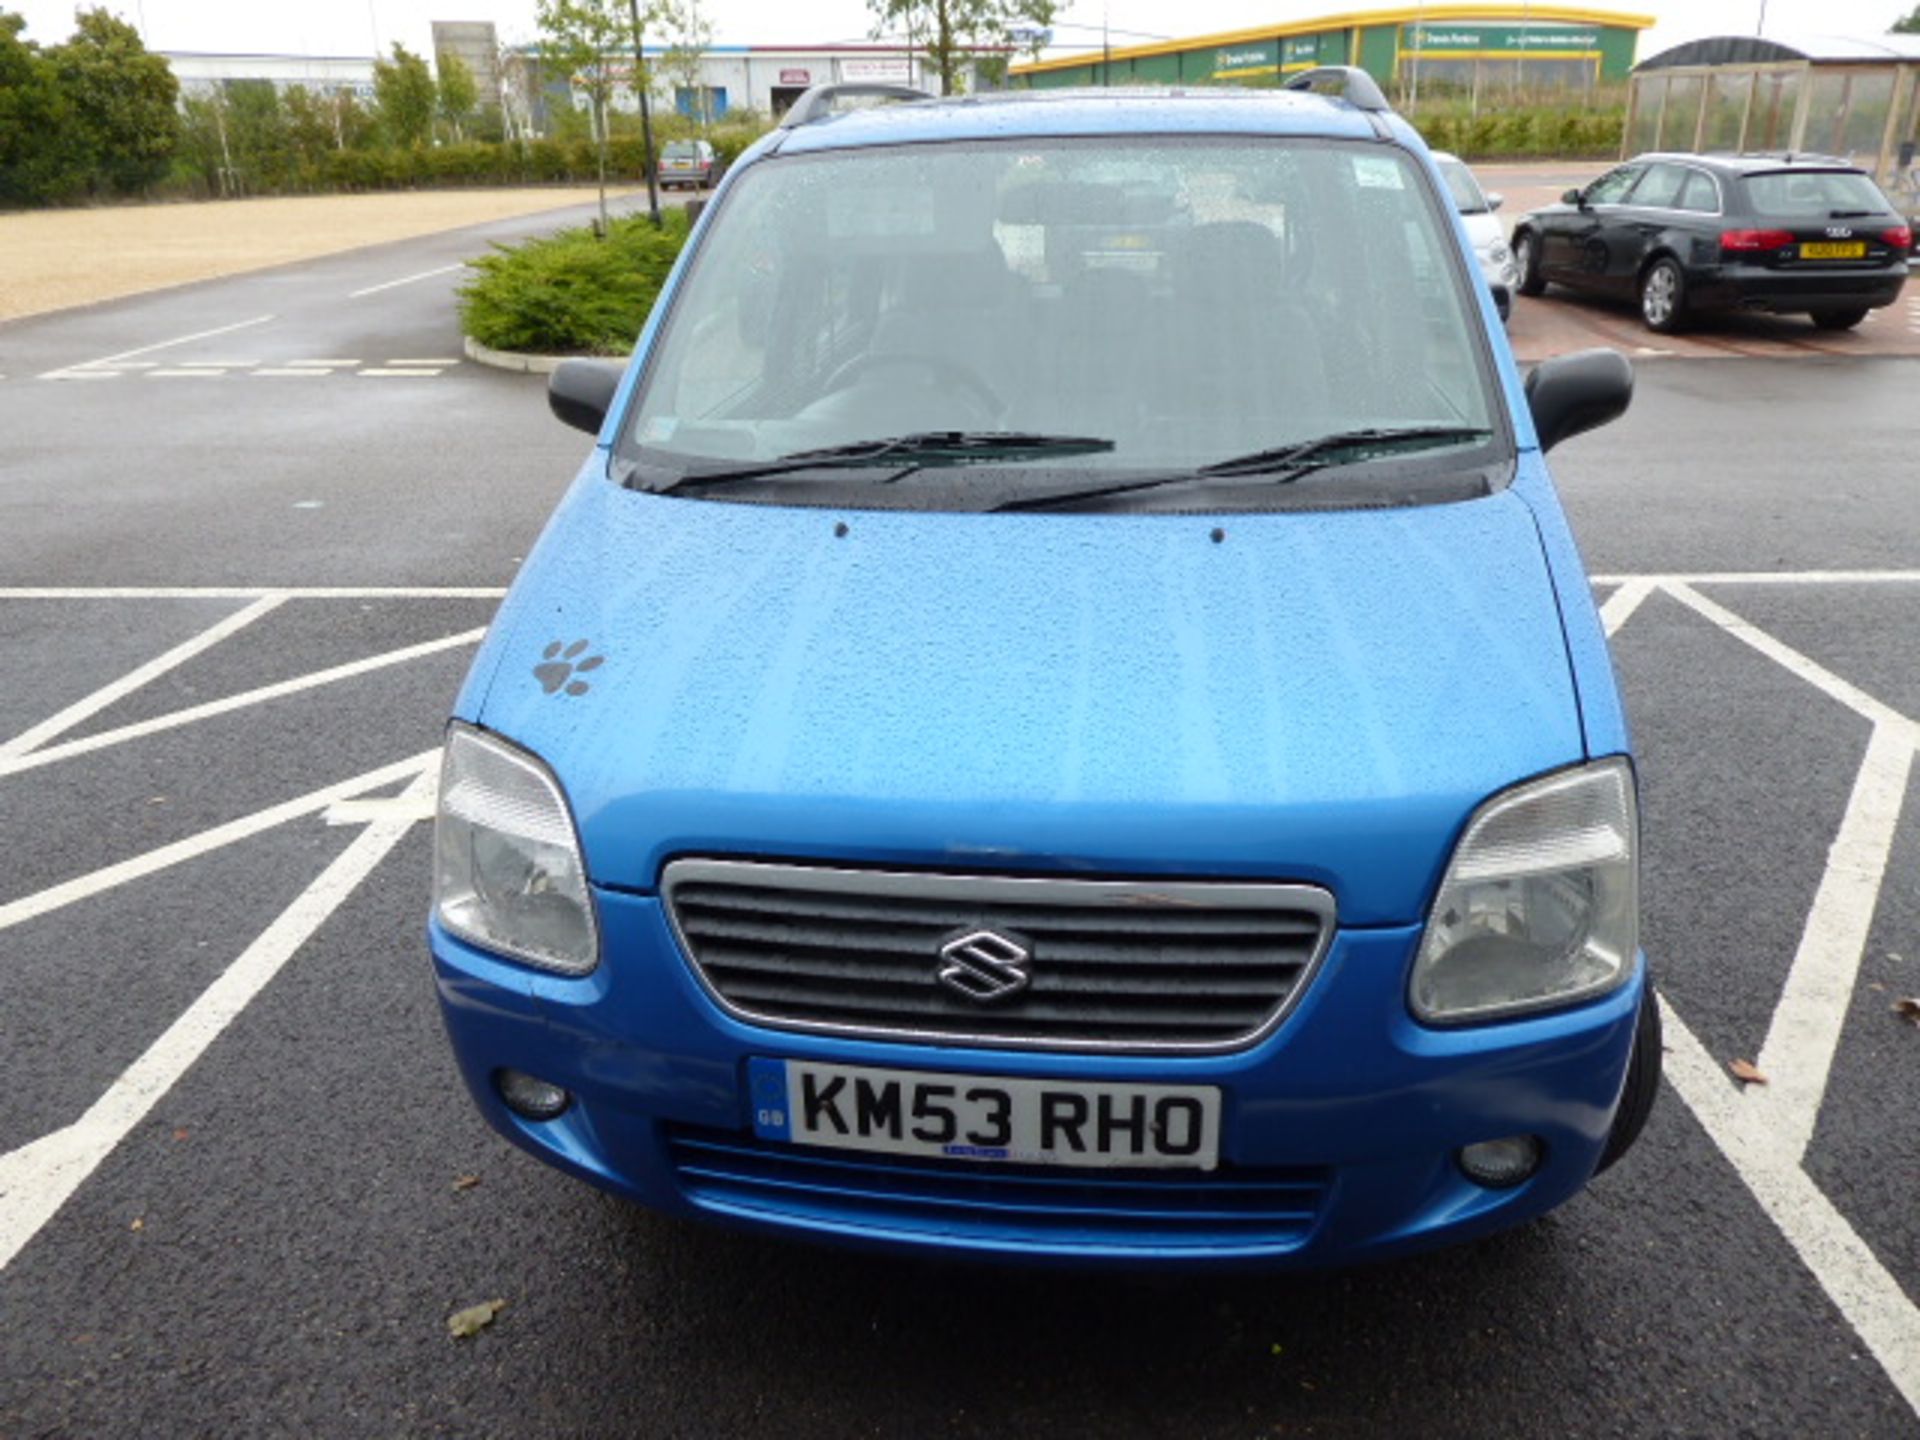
[[465, 476, 1586, 927]]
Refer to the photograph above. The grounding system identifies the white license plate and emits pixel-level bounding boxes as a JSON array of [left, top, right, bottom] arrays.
[[747, 1058, 1219, 1169]]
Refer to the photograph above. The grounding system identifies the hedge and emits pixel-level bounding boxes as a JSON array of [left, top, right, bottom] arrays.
[[1411, 101, 1626, 161], [458, 208, 692, 355]]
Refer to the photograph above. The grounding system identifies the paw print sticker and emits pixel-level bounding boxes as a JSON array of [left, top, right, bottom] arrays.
[[534, 639, 604, 697]]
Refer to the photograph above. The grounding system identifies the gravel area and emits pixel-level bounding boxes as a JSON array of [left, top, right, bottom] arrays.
[[0, 187, 643, 322]]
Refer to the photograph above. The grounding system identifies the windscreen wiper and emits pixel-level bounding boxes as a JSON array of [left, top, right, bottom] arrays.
[[990, 426, 1492, 513], [650, 432, 1115, 493]]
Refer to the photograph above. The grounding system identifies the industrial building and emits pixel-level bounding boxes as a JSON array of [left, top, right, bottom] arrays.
[[1010, 5, 1652, 97]]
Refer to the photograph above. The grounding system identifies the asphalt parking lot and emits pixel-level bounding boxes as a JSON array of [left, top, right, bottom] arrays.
[[2, 194, 1918, 1437]]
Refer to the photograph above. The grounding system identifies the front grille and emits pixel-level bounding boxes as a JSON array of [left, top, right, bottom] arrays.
[[667, 1126, 1328, 1252], [662, 860, 1335, 1053]]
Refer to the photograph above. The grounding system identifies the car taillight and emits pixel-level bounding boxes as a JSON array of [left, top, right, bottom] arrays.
[[1719, 228, 1794, 254], [1883, 226, 1913, 252]]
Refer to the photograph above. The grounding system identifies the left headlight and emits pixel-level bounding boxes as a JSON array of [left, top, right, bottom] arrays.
[[1411, 760, 1638, 1024], [434, 723, 599, 975]]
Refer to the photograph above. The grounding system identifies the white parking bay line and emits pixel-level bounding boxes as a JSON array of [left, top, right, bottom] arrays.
[[0, 587, 505, 599], [1605, 585, 1920, 1420], [360, 368, 443, 377], [0, 750, 438, 935], [348, 263, 462, 298], [1753, 724, 1913, 1162], [148, 369, 226, 378], [385, 358, 462, 367], [0, 595, 285, 760], [46, 313, 274, 376], [0, 627, 484, 779], [0, 764, 437, 1275], [1658, 994, 1920, 1417], [254, 369, 331, 378]]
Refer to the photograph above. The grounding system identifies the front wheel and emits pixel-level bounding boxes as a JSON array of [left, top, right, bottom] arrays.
[[1811, 308, 1869, 330], [1595, 987, 1662, 1174], [1513, 230, 1546, 296], [1639, 257, 1687, 333]]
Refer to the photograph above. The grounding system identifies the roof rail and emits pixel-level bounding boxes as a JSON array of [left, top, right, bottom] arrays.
[[1281, 66, 1389, 114], [778, 82, 933, 129]]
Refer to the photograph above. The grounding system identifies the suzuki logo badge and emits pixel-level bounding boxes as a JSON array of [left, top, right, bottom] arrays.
[[936, 929, 1032, 1004]]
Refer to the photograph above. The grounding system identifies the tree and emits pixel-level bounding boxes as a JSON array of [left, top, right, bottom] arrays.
[[46, 6, 179, 194], [373, 42, 436, 147], [1894, 6, 1920, 33], [659, 0, 713, 129], [436, 49, 479, 140], [0, 10, 87, 202], [283, 84, 338, 167], [538, 0, 628, 230], [223, 78, 294, 190], [866, 0, 1057, 96]]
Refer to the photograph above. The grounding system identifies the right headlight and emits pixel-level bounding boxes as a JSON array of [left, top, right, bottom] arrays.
[[433, 723, 599, 975], [1411, 760, 1638, 1024]]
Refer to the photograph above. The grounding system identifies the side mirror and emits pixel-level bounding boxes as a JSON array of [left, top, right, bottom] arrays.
[[547, 358, 624, 437], [1562, 187, 1585, 207], [1525, 348, 1632, 454], [1486, 191, 1504, 211]]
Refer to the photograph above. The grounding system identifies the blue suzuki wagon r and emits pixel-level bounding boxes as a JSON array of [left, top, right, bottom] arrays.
[[430, 72, 1656, 1267]]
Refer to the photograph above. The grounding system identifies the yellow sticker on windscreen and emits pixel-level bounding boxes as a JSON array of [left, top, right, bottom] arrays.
[[1351, 154, 1405, 190]]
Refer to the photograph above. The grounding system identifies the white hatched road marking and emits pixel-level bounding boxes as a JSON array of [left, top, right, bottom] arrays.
[[0, 765, 438, 1273], [0, 751, 438, 935], [1604, 577, 1920, 1417], [0, 625, 483, 779], [0, 594, 284, 759]]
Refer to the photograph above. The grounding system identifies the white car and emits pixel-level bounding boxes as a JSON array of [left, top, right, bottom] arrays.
[[1434, 151, 1516, 323]]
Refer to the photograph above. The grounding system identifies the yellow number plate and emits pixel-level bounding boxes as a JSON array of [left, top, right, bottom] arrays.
[[1799, 241, 1867, 260]]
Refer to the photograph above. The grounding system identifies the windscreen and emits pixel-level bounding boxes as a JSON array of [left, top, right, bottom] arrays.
[[1744, 170, 1892, 218], [624, 136, 1498, 493], [1437, 158, 1490, 214]]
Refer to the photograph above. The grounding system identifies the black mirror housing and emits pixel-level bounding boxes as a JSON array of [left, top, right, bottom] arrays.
[[1525, 348, 1632, 454], [548, 359, 625, 436], [1562, 187, 1584, 206]]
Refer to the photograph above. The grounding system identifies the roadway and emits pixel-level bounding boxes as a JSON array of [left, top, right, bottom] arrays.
[[1, 191, 1917, 1437]]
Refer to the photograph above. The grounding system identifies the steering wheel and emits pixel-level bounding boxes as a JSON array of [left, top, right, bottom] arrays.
[[819, 351, 1003, 417]]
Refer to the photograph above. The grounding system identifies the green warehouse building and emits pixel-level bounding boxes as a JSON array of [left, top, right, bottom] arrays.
[[1011, 5, 1653, 98]]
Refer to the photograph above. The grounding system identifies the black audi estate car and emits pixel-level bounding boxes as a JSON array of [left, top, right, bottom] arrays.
[[1511, 152, 1911, 333]]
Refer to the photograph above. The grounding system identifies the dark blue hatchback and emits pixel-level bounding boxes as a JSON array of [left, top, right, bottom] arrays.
[[428, 73, 1656, 1266]]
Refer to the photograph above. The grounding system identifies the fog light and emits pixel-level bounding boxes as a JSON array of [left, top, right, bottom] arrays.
[[496, 1068, 571, 1121], [1458, 1135, 1542, 1188]]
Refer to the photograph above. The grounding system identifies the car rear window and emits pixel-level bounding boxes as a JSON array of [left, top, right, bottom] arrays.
[[665, 142, 700, 158], [1743, 170, 1890, 218]]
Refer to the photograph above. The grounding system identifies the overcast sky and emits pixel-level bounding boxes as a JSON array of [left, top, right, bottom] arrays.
[[9, 0, 1914, 64]]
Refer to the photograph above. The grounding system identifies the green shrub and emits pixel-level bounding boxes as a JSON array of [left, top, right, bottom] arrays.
[[1408, 97, 1624, 160], [458, 208, 692, 355]]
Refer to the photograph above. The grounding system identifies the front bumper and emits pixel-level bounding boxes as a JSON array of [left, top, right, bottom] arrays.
[[431, 889, 1644, 1268]]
